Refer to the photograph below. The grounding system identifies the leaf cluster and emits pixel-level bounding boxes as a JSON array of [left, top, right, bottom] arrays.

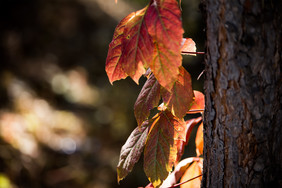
[[105, 0, 204, 187]]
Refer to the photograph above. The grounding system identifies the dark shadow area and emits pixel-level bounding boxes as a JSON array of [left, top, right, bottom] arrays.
[[0, 0, 204, 187]]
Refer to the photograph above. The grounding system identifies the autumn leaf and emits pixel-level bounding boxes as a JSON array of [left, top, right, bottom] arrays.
[[162, 66, 193, 119], [144, 110, 186, 187], [105, 7, 154, 84], [121, 7, 154, 83], [145, 0, 184, 91], [184, 117, 202, 146], [134, 73, 161, 126], [187, 90, 205, 114], [181, 38, 196, 56], [180, 159, 203, 188], [195, 122, 203, 156], [160, 157, 201, 188], [117, 121, 150, 183], [176, 116, 202, 162], [105, 14, 130, 84]]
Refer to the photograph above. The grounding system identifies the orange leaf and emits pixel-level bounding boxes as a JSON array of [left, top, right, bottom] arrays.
[[187, 90, 205, 114], [105, 7, 154, 84], [195, 122, 203, 156], [181, 38, 196, 56], [162, 66, 193, 119], [105, 14, 130, 84], [145, 0, 184, 91], [176, 116, 202, 162], [121, 7, 154, 83], [160, 157, 200, 188], [144, 110, 186, 187], [180, 159, 203, 188]]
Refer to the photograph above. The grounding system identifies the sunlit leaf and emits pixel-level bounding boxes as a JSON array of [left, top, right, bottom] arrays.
[[162, 66, 193, 119], [145, 0, 184, 91], [144, 110, 186, 187], [117, 121, 150, 183], [180, 159, 203, 188], [134, 73, 161, 126], [106, 7, 154, 84], [181, 38, 196, 56], [184, 117, 202, 146], [121, 7, 154, 83], [105, 14, 130, 84], [187, 90, 205, 114], [176, 116, 202, 162], [160, 157, 201, 188], [195, 122, 203, 156]]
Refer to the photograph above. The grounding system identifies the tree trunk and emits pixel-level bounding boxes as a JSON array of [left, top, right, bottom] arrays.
[[201, 0, 282, 187]]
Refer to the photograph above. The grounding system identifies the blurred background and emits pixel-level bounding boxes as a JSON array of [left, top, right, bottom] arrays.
[[0, 0, 204, 187]]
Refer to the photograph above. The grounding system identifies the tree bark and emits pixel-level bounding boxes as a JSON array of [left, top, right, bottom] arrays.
[[201, 0, 282, 187]]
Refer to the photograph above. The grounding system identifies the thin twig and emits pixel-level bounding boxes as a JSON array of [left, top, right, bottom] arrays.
[[197, 70, 205, 80], [188, 109, 204, 113], [181, 51, 205, 55]]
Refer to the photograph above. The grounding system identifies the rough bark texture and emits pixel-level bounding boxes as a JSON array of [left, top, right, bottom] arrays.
[[201, 0, 282, 187]]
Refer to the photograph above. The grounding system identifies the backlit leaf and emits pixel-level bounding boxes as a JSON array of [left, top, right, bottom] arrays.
[[180, 159, 203, 188], [181, 38, 196, 56], [184, 117, 202, 146], [134, 73, 161, 126], [195, 122, 203, 156], [162, 66, 193, 119], [144, 110, 186, 187], [106, 7, 154, 84], [105, 14, 130, 84], [187, 90, 205, 114], [121, 7, 154, 83], [160, 157, 201, 188], [145, 0, 184, 91], [117, 121, 150, 183], [176, 116, 202, 162]]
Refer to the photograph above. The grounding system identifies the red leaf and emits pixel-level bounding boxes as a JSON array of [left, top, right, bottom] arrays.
[[145, 0, 184, 91], [175, 116, 202, 162], [187, 90, 205, 114], [195, 122, 203, 156], [180, 159, 203, 188], [134, 73, 161, 126], [184, 117, 202, 146], [162, 66, 193, 119], [144, 110, 186, 187], [106, 7, 154, 84], [105, 14, 130, 84], [121, 7, 154, 83], [117, 121, 150, 183], [181, 38, 196, 56]]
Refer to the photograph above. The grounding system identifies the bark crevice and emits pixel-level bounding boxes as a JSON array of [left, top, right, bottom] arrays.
[[201, 0, 282, 187]]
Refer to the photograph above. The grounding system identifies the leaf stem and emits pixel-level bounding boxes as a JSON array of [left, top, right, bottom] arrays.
[[181, 51, 205, 55], [188, 109, 204, 113]]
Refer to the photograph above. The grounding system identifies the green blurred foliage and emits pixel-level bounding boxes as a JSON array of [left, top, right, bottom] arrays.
[[0, 0, 204, 187]]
